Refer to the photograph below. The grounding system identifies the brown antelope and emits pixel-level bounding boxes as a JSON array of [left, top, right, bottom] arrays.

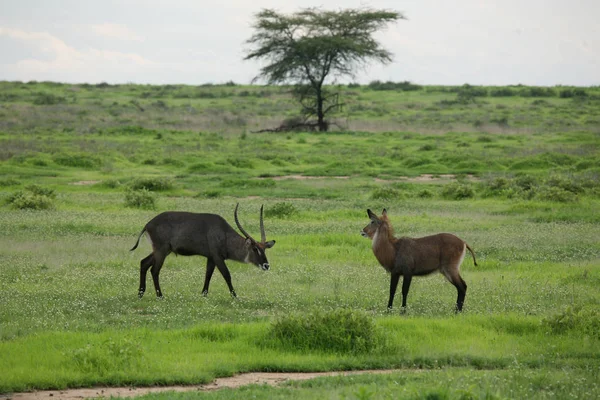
[[130, 203, 275, 299], [361, 208, 477, 312]]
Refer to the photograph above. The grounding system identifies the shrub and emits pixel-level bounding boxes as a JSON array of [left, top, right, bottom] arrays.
[[101, 179, 124, 189], [266, 310, 383, 354], [129, 177, 173, 191], [7, 185, 56, 210], [265, 202, 297, 218], [124, 188, 156, 209], [33, 92, 67, 105], [490, 87, 517, 97], [0, 178, 20, 187], [226, 157, 254, 169], [417, 189, 434, 198], [542, 306, 599, 339], [441, 182, 475, 200], [419, 144, 436, 151], [545, 175, 583, 194], [536, 186, 576, 203], [371, 187, 402, 201]]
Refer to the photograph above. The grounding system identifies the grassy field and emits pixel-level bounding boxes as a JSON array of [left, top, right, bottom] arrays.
[[0, 81, 599, 399]]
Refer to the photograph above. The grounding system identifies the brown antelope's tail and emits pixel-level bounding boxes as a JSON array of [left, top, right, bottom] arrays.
[[130, 228, 146, 251], [466, 243, 478, 266]]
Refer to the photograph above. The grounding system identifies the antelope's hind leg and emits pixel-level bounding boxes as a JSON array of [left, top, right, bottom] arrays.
[[441, 266, 467, 312], [201, 258, 216, 297], [138, 253, 154, 298]]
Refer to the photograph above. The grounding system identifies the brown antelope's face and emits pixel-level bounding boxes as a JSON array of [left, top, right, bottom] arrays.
[[245, 239, 276, 270], [361, 209, 386, 239]]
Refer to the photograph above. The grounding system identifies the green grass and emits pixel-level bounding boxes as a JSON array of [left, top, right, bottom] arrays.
[[0, 82, 598, 398]]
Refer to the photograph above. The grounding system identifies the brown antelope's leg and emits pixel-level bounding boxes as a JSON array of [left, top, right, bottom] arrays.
[[150, 253, 167, 298], [214, 258, 237, 298], [201, 258, 216, 297], [442, 267, 467, 312], [401, 275, 413, 311], [454, 275, 467, 312], [388, 273, 401, 310], [138, 254, 154, 298]]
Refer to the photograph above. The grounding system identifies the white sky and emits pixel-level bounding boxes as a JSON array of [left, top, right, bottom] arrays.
[[0, 0, 598, 86]]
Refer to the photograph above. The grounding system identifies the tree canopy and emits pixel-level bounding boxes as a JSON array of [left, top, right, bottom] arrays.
[[244, 8, 405, 131]]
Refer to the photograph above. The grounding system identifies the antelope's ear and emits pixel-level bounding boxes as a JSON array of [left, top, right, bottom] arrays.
[[264, 240, 276, 249], [367, 209, 377, 219], [382, 208, 388, 217], [244, 238, 253, 248]]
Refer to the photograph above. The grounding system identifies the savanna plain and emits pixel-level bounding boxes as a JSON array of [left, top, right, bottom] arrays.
[[0, 81, 599, 399]]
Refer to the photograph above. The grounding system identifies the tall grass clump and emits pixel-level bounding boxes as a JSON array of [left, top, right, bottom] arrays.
[[68, 338, 144, 375], [441, 182, 475, 200], [370, 187, 403, 201], [265, 310, 385, 354], [6, 184, 55, 210], [53, 153, 100, 169], [124, 188, 156, 209], [129, 177, 173, 191], [265, 202, 297, 218], [542, 306, 599, 339]]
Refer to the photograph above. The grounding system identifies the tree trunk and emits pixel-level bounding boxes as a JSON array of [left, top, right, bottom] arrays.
[[316, 87, 327, 132]]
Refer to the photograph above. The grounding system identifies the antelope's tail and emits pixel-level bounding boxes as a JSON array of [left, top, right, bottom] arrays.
[[130, 228, 146, 251], [466, 243, 478, 266]]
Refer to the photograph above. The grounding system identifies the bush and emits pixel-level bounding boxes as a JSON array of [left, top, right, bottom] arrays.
[[266, 310, 384, 354], [542, 306, 599, 339], [417, 189, 434, 198], [367, 80, 422, 91], [101, 179, 124, 189], [0, 178, 20, 187], [53, 154, 100, 169], [7, 185, 56, 210], [265, 202, 297, 218], [441, 182, 475, 200], [371, 187, 403, 201], [129, 177, 173, 191], [124, 188, 156, 209], [545, 176, 583, 194], [33, 92, 67, 105], [490, 87, 517, 97], [536, 186, 576, 203]]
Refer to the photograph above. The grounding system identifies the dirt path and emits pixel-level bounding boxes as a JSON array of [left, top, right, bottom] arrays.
[[2, 370, 400, 400]]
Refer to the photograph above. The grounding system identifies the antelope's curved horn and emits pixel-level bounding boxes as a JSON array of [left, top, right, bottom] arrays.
[[260, 205, 266, 244], [234, 203, 255, 242]]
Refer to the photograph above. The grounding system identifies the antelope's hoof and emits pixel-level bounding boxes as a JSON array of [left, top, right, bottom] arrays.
[[138, 290, 145, 299]]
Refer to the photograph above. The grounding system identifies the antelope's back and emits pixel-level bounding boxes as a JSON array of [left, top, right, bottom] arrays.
[[146, 211, 236, 255]]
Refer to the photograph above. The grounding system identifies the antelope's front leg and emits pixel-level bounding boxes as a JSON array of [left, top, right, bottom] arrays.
[[388, 272, 401, 310]]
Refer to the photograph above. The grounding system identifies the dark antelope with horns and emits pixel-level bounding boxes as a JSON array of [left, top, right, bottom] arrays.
[[130, 203, 275, 299], [361, 209, 477, 312]]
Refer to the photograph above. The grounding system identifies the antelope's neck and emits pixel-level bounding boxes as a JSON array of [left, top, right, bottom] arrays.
[[229, 234, 250, 263], [372, 226, 396, 271]]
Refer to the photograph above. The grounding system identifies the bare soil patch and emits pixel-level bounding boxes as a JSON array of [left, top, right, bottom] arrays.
[[266, 175, 350, 181], [2, 370, 400, 400], [70, 180, 101, 186]]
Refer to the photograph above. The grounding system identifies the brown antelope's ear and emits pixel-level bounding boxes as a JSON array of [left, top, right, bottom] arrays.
[[382, 208, 388, 217], [264, 240, 276, 249], [367, 209, 377, 219]]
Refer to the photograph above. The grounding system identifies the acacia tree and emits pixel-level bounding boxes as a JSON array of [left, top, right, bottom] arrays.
[[244, 8, 404, 131]]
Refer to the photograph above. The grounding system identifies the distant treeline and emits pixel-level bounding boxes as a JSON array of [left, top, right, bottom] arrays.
[[1, 80, 598, 104], [363, 81, 596, 99]]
